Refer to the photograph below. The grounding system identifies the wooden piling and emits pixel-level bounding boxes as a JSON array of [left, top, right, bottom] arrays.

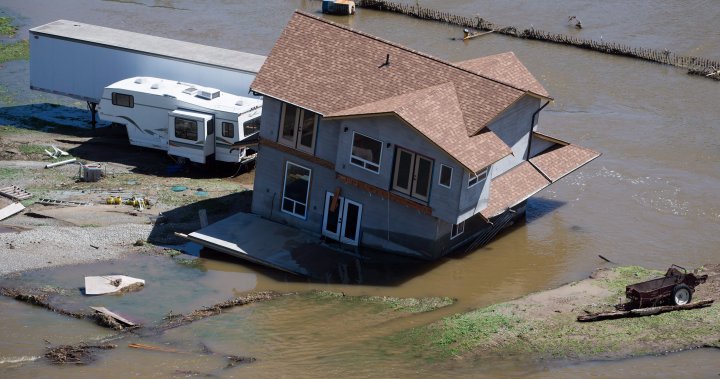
[[356, 0, 719, 81]]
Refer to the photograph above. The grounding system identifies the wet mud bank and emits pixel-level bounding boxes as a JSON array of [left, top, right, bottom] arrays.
[[395, 264, 720, 362]]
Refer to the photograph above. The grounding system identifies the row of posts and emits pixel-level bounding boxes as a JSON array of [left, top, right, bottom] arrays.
[[356, 0, 720, 81]]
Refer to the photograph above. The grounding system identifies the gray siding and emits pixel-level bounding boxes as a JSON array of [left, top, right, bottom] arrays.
[[315, 119, 341, 162], [251, 144, 335, 234], [252, 94, 543, 259], [334, 115, 464, 223], [259, 96, 282, 141], [487, 95, 540, 177]]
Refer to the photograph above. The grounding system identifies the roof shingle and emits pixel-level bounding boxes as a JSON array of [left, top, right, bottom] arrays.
[[251, 11, 530, 138], [328, 82, 510, 172], [455, 52, 550, 98], [481, 162, 550, 218]]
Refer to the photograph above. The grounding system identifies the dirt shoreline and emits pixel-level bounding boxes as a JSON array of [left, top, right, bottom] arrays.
[[399, 264, 720, 362]]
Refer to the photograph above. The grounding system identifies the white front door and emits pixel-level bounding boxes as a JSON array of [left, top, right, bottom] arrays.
[[322, 191, 362, 246]]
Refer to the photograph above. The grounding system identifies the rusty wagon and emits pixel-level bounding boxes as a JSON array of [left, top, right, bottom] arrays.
[[625, 265, 707, 309]]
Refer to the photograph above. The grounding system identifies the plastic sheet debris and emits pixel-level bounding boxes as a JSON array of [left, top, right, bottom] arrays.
[[84, 275, 145, 295]]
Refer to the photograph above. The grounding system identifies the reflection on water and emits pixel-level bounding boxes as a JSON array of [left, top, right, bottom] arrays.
[[1, 0, 719, 377]]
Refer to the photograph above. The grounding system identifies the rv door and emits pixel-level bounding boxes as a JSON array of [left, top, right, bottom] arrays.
[[168, 109, 214, 164]]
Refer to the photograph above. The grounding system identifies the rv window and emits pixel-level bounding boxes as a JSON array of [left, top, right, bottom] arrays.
[[112, 93, 134, 108], [174, 117, 198, 141], [207, 119, 214, 135], [222, 122, 234, 138], [243, 117, 260, 136], [349, 132, 382, 173]]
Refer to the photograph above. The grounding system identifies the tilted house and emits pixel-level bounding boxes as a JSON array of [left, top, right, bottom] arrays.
[[249, 11, 599, 260]]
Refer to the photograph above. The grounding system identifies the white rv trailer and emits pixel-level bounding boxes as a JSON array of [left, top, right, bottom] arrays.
[[98, 77, 262, 164], [29, 20, 265, 125]]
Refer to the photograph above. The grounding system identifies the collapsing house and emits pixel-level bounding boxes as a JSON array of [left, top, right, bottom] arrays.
[[248, 11, 599, 260]]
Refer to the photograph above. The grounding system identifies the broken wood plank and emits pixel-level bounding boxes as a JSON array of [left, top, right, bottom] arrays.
[[463, 30, 494, 40], [0, 185, 32, 200], [89, 306, 136, 326], [0, 202, 25, 221], [577, 299, 714, 322]]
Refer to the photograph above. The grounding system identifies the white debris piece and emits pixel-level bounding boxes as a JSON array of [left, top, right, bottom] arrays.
[[84, 275, 145, 295]]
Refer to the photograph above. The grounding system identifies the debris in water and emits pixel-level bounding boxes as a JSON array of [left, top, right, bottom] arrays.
[[225, 355, 257, 368], [0, 287, 85, 319], [84, 275, 145, 295], [158, 291, 284, 330], [90, 306, 137, 327], [44, 343, 116, 365], [567, 15, 582, 29]]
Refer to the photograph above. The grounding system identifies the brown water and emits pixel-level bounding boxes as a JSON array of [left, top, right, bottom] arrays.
[[1, 0, 720, 377]]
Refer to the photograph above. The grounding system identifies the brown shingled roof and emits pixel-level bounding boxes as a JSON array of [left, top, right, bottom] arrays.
[[455, 52, 550, 98], [530, 141, 600, 182], [251, 11, 529, 139], [481, 162, 550, 219], [327, 82, 511, 172]]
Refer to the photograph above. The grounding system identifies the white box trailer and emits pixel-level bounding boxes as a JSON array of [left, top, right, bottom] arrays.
[[98, 77, 261, 164], [29, 20, 265, 124]]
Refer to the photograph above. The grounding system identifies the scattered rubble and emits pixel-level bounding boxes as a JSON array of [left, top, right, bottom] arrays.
[[44, 343, 117, 365]]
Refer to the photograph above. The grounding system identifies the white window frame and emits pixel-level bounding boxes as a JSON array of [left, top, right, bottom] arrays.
[[392, 147, 434, 202], [174, 117, 198, 141], [451, 221, 465, 239], [349, 132, 383, 174], [281, 161, 312, 219], [468, 167, 488, 188], [278, 103, 318, 154], [221, 121, 234, 138], [438, 164, 453, 189]]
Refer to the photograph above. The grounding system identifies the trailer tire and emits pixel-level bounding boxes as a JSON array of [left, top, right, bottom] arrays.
[[672, 284, 692, 305]]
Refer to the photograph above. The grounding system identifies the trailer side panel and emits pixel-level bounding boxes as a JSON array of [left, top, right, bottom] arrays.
[[29, 20, 265, 103]]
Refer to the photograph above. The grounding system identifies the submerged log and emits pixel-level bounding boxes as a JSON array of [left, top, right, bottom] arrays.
[[577, 299, 714, 322]]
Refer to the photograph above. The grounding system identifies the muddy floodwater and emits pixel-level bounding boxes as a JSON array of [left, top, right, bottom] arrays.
[[1, 0, 720, 377]]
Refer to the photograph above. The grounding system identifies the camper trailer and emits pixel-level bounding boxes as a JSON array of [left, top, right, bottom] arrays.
[[98, 77, 262, 164]]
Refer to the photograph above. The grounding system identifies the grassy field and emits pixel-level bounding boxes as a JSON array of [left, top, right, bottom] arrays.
[[392, 266, 720, 362]]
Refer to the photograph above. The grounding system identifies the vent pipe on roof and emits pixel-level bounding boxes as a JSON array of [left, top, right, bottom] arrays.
[[379, 54, 390, 68]]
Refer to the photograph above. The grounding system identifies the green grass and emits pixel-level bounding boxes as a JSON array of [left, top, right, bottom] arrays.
[[389, 266, 720, 361], [305, 291, 455, 314], [0, 39, 29, 64], [0, 16, 17, 37], [18, 144, 49, 156], [0, 167, 22, 180], [0, 125, 35, 137], [598, 265, 663, 297]]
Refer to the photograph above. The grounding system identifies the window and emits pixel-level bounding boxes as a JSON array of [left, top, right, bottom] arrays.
[[392, 147, 433, 202], [451, 221, 465, 239], [350, 132, 383, 173], [111, 92, 134, 108], [243, 117, 260, 136], [279, 103, 318, 154], [281, 162, 311, 219], [174, 117, 198, 141], [207, 119, 214, 135], [468, 168, 488, 188], [222, 122, 234, 138], [439, 164, 453, 188]]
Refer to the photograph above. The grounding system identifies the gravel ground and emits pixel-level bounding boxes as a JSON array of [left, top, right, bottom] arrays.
[[0, 223, 153, 275]]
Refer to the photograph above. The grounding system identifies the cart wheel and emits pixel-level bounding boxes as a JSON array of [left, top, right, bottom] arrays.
[[672, 284, 692, 305]]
